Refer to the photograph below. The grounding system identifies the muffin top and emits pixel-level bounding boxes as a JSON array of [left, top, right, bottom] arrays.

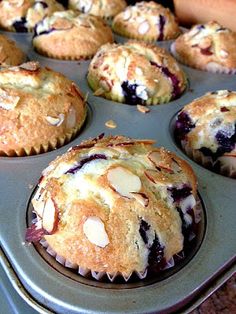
[[0, 34, 26, 67], [87, 41, 186, 105], [0, 61, 87, 156], [0, 0, 64, 32], [112, 1, 180, 42], [171, 21, 236, 73], [68, 0, 127, 19], [33, 10, 114, 59], [26, 134, 198, 277], [175, 90, 236, 156]]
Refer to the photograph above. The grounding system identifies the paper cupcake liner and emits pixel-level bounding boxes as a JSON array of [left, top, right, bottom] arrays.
[[112, 26, 159, 43], [181, 141, 236, 178], [170, 42, 236, 74]]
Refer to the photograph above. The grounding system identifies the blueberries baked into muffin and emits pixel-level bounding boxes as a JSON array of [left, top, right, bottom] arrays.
[[112, 1, 180, 42], [171, 21, 236, 73], [88, 41, 186, 105], [175, 90, 236, 178], [26, 134, 200, 281], [0, 0, 64, 32]]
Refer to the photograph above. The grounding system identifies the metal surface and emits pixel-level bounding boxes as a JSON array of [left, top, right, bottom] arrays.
[[0, 30, 236, 314]]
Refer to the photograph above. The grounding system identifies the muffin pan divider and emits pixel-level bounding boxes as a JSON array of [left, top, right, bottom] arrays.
[[0, 30, 235, 313]]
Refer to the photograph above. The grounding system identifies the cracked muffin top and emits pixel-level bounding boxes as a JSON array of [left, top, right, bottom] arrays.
[[68, 0, 127, 19], [112, 1, 180, 42], [171, 21, 236, 73], [33, 10, 114, 60], [0, 0, 64, 32], [0, 34, 26, 67], [87, 41, 186, 105], [0, 61, 87, 156], [25, 134, 198, 279]]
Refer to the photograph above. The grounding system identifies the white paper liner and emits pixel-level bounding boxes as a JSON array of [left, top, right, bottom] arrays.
[[181, 141, 236, 178], [170, 42, 236, 74]]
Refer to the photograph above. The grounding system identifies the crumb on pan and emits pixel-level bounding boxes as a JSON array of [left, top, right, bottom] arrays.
[[105, 119, 117, 128]]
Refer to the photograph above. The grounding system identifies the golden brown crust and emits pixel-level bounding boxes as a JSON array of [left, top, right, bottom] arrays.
[[87, 40, 186, 105], [32, 135, 198, 276], [0, 0, 64, 32], [69, 0, 127, 19], [0, 61, 87, 156], [171, 21, 236, 72], [33, 11, 114, 60], [0, 34, 26, 66], [112, 1, 180, 42]]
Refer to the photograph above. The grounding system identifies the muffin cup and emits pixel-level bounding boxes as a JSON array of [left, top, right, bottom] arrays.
[[34, 46, 94, 61], [170, 42, 236, 74], [181, 141, 236, 178]]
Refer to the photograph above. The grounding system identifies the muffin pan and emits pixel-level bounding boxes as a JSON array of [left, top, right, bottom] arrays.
[[0, 30, 236, 313]]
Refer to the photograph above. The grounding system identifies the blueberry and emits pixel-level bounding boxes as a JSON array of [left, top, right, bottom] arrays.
[[167, 185, 192, 203], [121, 81, 145, 105], [139, 219, 150, 244], [158, 15, 166, 41], [148, 235, 165, 270], [175, 111, 195, 141], [13, 17, 28, 32], [65, 154, 107, 174], [150, 61, 181, 99]]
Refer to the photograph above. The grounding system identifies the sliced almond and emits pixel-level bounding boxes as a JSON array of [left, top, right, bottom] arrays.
[[137, 104, 150, 114], [135, 67, 143, 76], [52, 18, 73, 30], [42, 198, 59, 234], [93, 88, 104, 96], [123, 10, 131, 21], [131, 192, 149, 207], [148, 150, 173, 172], [105, 120, 117, 129], [138, 21, 150, 35], [66, 106, 76, 128], [83, 216, 109, 248], [0, 88, 20, 110], [46, 114, 65, 126], [19, 61, 40, 71], [107, 167, 141, 198]]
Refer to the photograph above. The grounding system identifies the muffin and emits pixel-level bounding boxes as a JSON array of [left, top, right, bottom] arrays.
[[0, 34, 26, 67], [68, 0, 127, 20], [175, 90, 236, 178], [0, 61, 87, 156], [112, 1, 180, 42], [170, 21, 236, 74], [33, 10, 114, 60], [25, 134, 199, 281], [87, 41, 187, 105], [0, 0, 64, 32]]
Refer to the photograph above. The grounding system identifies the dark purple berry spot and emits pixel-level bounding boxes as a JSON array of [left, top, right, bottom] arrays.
[[148, 235, 165, 271], [220, 106, 230, 112], [13, 17, 27, 32], [65, 154, 107, 174], [139, 219, 150, 244], [158, 15, 166, 41], [121, 81, 145, 105], [200, 47, 213, 56], [175, 111, 195, 141], [25, 224, 45, 242], [167, 185, 192, 203]]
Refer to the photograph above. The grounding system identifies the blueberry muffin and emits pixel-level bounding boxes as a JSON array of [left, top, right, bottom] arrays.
[[170, 21, 236, 73], [33, 10, 114, 60], [0, 0, 64, 32], [68, 0, 127, 20], [87, 41, 186, 105], [0, 61, 87, 156], [0, 34, 26, 67], [175, 90, 236, 178], [25, 134, 199, 281], [112, 1, 180, 42]]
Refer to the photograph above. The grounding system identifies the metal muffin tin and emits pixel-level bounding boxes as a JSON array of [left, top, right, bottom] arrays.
[[0, 30, 236, 314]]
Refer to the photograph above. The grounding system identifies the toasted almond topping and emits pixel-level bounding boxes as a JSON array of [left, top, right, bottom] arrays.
[[105, 119, 117, 128], [217, 90, 229, 97], [219, 49, 229, 58], [135, 67, 143, 75], [46, 114, 64, 126], [138, 21, 150, 34], [20, 61, 40, 71], [137, 104, 150, 114], [52, 18, 73, 30], [123, 10, 131, 21], [130, 192, 149, 207], [66, 106, 76, 128], [107, 166, 141, 198], [83, 216, 109, 248], [42, 198, 58, 234], [93, 88, 104, 96], [0, 88, 20, 110]]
